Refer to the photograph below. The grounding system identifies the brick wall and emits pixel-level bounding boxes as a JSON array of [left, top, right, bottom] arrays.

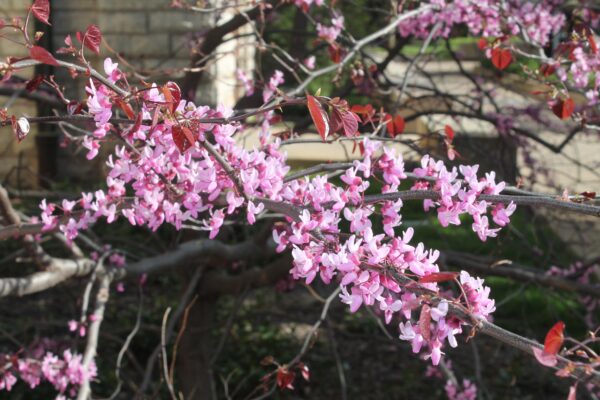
[[0, 0, 255, 186], [0, 0, 38, 188]]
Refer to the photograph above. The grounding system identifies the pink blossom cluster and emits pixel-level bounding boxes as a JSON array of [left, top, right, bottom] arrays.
[[1, 349, 96, 398], [412, 156, 515, 241], [317, 15, 344, 43], [37, 60, 516, 368], [398, 0, 564, 47], [272, 140, 502, 364], [82, 58, 121, 160], [40, 68, 290, 242], [445, 378, 478, 400], [554, 42, 600, 105]]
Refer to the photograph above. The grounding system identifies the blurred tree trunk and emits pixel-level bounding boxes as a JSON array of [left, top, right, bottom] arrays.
[[177, 296, 217, 400]]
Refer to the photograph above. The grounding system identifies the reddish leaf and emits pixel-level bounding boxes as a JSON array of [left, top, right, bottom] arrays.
[[29, 45, 59, 66], [580, 191, 596, 200], [82, 24, 102, 54], [351, 104, 375, 124], [329, 108, 342, 134], [418, 304, 432, 342], [491, 48, 512, 70], [589, 34, 598, 54], [115, 99, 135, 120], [31, 0, 50, 25], [543, 321, 565, 355], [328, 44, 342, 63], [551, 97, 575, 120], [540, 63, 556, 77], [306, 95, 330, 141], [419, 272, 459, 284], [129, 112, 142, 136], [358, 141, 365, 156], [276, 367, 295, 390], [340, 110, 359, 137], [477, 38, 487, 50], [172, 125, 196, 153], [444, 124, 455, 141], [25, 75, 45, 92], [385, 114, 405, 137], [163, 81, 182, 114], [67, 101, 84, 115]]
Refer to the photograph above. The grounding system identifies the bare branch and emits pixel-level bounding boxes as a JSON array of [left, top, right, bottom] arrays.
[[77, 272, 113, 400]]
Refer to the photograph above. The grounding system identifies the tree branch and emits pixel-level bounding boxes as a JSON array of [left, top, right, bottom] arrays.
[[442, 251, 600, 298], [77, 272, 112, 400]]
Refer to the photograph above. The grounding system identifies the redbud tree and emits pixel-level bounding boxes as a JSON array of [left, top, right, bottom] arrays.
[[0, 0, 599, 399]]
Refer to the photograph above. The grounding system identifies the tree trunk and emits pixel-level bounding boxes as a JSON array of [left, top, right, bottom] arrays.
[[177, 296, 217, 400]]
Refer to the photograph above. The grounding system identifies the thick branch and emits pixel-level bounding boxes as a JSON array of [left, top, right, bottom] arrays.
[[124, 238, 268, 276], [0, 257, 96, 297], [198, 252, 292, 296], [443, 251, 600, 298]]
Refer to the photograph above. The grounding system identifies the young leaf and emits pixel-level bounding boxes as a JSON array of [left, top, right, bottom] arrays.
[[172, 125, 196, 153], [385, 114, 405, 137], [307, 95, 330, 141], [350, 104, 375, 124], [129, 113, 142, 136], [29, 46, 60, 66], [539, 63, 556, 77], [31, 0, 50, 25], [115, 99, 135, 120], [25, 75, 45, 92], [477, 38, 487, 50], [418, 304, 432, 342], [340, 110, 359, 137], [491, 48, 512, 70], [82, 24, 102, 54], [276, 367, 295, 390], [444, 124, 455, 141], [589, 34, 598, 54], [162, 82, 182, 114], [419, 272, 459, 284], [551, 97, 575, 120], [328, 44, 342, 63], [543, 321, 565, 355]]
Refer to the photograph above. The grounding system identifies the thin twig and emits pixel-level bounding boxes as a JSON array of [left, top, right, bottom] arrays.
[[161, 307, 177, 400]]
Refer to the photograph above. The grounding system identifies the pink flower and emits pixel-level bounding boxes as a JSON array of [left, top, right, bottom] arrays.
[[206, 209, 225, 239], [340, 285, 363, 312], [262, 70, 285, 102], [236, 69, 254, 96], [0, 371, 17, 391], [303, 56, 316, 70], [247, 201, 264, 224], [82, 136, 100, 160], [103, 57, 121, 83], [86, 80, 112, 126]]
